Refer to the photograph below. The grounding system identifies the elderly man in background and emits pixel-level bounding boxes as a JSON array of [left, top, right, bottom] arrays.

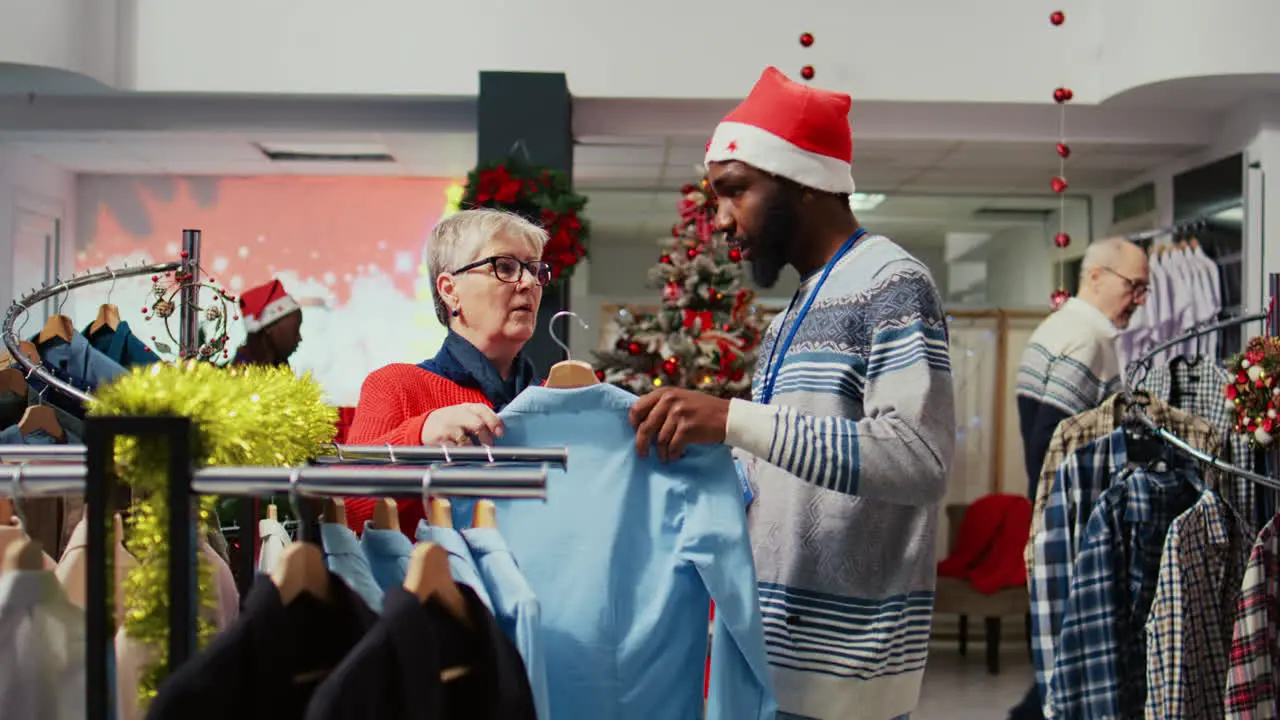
[[1009, 236, 1150, 720]]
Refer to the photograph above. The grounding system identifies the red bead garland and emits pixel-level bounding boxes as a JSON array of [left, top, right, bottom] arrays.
[[799, 32, 814, 47], [800, 65, 815, 80], [1054, 233, 1071, 248]]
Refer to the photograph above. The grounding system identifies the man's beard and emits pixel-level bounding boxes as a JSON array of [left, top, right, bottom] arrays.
[[738, 189, 801, 288]]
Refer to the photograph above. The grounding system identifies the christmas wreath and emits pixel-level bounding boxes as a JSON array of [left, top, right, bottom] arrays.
[[1225, 335, 1280, 447], [460, 157, 590, 285]]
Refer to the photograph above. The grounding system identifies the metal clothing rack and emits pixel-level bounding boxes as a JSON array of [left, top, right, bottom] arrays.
[[1119, 271, 1280, 491], [1, 229, 204, 404], [0, 415, 551, 720], [1122, 217, 1213, 244]]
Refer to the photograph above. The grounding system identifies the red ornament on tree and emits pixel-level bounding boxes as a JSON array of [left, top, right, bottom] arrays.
[[660, 254, 673, 265], [800, 65, 815, 80], [1050, 10, 1065, 25], [1051, 176, 1069, 193], [1050, 289, 1070, 310], [1054, 232, 1071, 248], [628, 342, 642, 355], [686, 247, 699, 260], [799, 32, 814, 47], [1056, 143, 1071, 159], [662, 356, 680, 376], [728, 247, 742, 263], [594, 369, 605, 381], [1053, 87, 1074, 104]]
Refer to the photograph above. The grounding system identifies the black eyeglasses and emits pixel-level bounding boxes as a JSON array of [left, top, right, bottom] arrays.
[[1101, 266, 1150, 299], [452, 255, 553, 287]]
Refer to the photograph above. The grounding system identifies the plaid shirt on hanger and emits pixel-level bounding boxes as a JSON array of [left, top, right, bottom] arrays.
[[1027, 393, 1223, 578], [1145, 490, 1251, 720], [1138, 360, 1258, 530], [1050, 460, 1201, 720], [1225, 515, 1280, 720]]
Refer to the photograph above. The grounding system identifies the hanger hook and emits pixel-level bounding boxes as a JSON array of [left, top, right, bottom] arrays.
[[549, 310, 589, 360], [421, 466, 432, 515], [106, 267, 117, 304], [55, 279, 70, 315], [484, 444, 494, 465], [385, 442, 397, 465], [440, 445, 452, 465], [287, 466, 304, 531], [331, 442, 345, 463], [16, 303, 32, 336], [10, 464, 27, 530]]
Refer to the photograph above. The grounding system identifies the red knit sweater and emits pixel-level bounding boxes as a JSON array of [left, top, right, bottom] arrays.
[[343, 364, 490, 536]]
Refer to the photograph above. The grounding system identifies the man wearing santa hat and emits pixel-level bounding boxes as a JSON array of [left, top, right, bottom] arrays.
[[233, 278, 304, 367], [631, 67, 955, 719]]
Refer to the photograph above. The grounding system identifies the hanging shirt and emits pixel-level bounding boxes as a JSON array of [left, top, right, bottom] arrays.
[[1144, 490, 1250, 720], [146, 572, 377, 720], [320, 522, 383, 612], [416, 522, 493, 612], [1224, 514, 1280, 719], [463, 526, 550, 720], [257, 516, 292, 574], [305, 583, 536, 720], [1049, 460, 1201, 720], [0, 570, 85, 720], [447, 383, 776, 720], [33, 332, 125, 391], [81, 321, 161, 368], [360, 522, 412, 591]]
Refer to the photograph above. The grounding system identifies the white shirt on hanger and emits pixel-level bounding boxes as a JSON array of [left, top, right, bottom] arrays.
[[0, 570, 86, 720], [257, 516, 292, 574]]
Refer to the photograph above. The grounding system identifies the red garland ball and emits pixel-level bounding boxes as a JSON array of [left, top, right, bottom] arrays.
[[1056, 143, 1071, 159], [1050, 10, 1065, 25], [686, 247, 699, 260], [800, 65, 815, 80], [660, 253, 673, 265], [1054, 232, 1071, 248], [1053, 87, 1075, 104], [628, 342, 642, 355], [1051, 176, 1069, 193], [662, 356, 680, 376], [728, 247, 743, 262], [594, 369, 605, 381], [670, 225, 681, 237], [799, 32, 814, 47], [1050, 289, 1070, 310]]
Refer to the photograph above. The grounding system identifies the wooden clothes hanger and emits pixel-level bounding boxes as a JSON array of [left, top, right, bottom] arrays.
[[429, 497, 454, 529], [0, 340, 40, 368], [19, 404, 64, 442], [471, 500, 497, 529], [0, 465, 44, 572], [544, 310, 599, 389], [266, 502, 278, 522], [371, 498, 399, 531], [0, 369, 27, 396], [409, 469, 470, 628], [322, 498, 347, 526], [88, 268, 121, 335], [270, 470, 331, 604]]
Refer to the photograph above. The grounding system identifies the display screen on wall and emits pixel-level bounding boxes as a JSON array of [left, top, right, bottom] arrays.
[[73, 175, 461, 406]]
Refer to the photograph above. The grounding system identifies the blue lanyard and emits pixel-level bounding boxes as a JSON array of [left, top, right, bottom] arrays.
[[758, 229, 868, 405]]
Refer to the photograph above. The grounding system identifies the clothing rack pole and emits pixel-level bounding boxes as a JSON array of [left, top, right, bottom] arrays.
[[1126, 312, 1268, 385], [1122, 217, 1210, 243], [178, 229, 202, 359], [0, 443, 571, 468], [1, 261, 182, 404]]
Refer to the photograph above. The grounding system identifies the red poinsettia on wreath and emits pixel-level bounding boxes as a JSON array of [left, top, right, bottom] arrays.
[[1225, 335, 1280, 447], [461, 158, 590, 285]]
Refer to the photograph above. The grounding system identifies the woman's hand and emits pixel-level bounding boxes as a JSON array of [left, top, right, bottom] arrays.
[[420, 403, 504, 446]]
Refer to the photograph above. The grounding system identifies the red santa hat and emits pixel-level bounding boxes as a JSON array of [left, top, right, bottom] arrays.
[[704, 66, 855, 194], [239, 279, 300, 333]]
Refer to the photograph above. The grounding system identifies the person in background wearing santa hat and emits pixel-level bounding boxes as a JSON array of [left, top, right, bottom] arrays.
[[233, 278, 305, 367], [630, 67, 955, 720]]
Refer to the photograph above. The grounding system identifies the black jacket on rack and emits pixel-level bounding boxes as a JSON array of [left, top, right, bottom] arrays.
[[146, 571, 377, 720], [305, 583, 537, 720]]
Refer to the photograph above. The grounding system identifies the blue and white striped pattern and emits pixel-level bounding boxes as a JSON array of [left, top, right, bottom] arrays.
[[728, 235, 955, 719], [1015, 298, 1121, 417]]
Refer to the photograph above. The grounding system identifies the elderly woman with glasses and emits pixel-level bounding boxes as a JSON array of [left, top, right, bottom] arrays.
[[344, 208, 551, 531]]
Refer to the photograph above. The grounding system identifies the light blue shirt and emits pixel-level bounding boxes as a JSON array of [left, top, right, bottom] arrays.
[[359, 522, 412, 591], [319, 522, 383, 612], [447, 384, 777, 720], [463, 527, 550, 720], [415, 521, 494, 613]]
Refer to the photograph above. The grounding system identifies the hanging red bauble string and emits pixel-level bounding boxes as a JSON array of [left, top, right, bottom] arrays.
[[1056, 143, 1071, 159], [670, 226, 681, 237], [660, 253, 673, 265], [1051, 176, 1068, 193], [728, 247, 742, 262], [1054, 232, 1071, 248], [800, 65, 815, 80], [628, 342, 643, 355], [662, 356, 680, 376], [594, 369, 605, 381], [686, 247, 699, 260], [1053, 87, 1074, 103], [1050, 289, 1070, 310], [1050, 10, 1065, 25], [799, 32, 814, 47]]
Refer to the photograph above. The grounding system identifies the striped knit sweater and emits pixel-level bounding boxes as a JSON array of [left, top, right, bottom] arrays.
[[726, 234, 954, 719], [1013, 297, 1121, 498]]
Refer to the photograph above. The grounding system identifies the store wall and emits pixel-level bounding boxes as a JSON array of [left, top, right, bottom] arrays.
[[73, 174, 458, 405], [0, 144, 76, 315]]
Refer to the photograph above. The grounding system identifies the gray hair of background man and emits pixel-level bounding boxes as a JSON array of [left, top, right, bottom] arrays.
[[1078, 236, 1143, 287], [426, 208, 549, 324]]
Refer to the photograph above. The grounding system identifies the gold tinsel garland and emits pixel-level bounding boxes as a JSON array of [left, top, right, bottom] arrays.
[[89, 361, 337, 707]]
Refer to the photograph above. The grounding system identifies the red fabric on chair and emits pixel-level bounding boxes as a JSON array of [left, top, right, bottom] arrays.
[[937, 493, 1022, 579], [968, 496, 1033, 594]]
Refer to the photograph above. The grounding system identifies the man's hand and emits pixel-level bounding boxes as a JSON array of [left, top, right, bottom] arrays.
[[629, 387, 730, 462]]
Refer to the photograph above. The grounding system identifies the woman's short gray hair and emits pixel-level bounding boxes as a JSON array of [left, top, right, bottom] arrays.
[[427, 208, 549, 324]]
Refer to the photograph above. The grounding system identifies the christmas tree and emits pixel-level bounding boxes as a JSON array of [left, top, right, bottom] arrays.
[[593, 174, 768, 399]]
